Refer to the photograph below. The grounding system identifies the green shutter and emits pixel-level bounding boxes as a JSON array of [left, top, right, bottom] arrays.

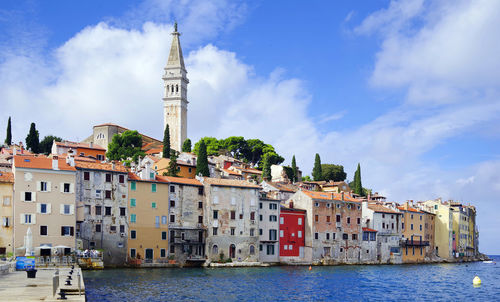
[[152, 202, 156, 209], [130, 198, 136, 207], [131, 214, 136, 223], [131, 181, 136, 191], [152, 183, 157, 192]]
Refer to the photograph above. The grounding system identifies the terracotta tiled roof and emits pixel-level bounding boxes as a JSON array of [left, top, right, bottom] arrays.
[[368, 204, 401, 214], [75, 161, 128, 173], [397, 206, 422, 213], [14, 155, 76, 171], [202, 177, 260, 189], [0, 171, 14, 183], [127, 173, 169, 184], [157, 175, 202, 187], [362, 227, 378, 232], [55, 141, 106, 151], [222, 168, 242, 176], [234, 167, 262, 174], [265, 181, 296, 193], [145, 148, 162, 155], [302, 190, 360, 202], [145, 155, 161, 163]]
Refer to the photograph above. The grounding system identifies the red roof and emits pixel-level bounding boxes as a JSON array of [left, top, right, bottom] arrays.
[[55, 141, 105, 151], [397, 206, 422, 213], [157, 175, 202, 187], [368, 204, 401, 214], [14, 155, 76, 171], [75, 161, 128, 173], [362, 227, 378, 232], [302, 190, 360, 202], [0, 171, 14, 183]]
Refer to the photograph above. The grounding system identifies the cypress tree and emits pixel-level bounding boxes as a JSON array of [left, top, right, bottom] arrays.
[[163, 124, 170, 158], [312, 153, 323, 181], [182, 138, 192, 152], [25, 122, 40, 153], [262, 154, 271, 181], [196, 140, 210, 177], [291, 155, 297, 183], [353, 163, 364, 196], [5, 117, 12, 146], [166, 150, 180, 177]]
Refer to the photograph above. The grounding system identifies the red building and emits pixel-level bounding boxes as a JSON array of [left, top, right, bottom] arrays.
[[279, 206, 306, 258]]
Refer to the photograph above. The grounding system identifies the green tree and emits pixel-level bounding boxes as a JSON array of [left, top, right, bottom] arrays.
[[221, 136, 249, 159], [302, 175, 311, 181], [106, 130, 144, 162], [25, 122, 40, 153], [352, 163, 364, 196], [196, 140, 210, 177], [39, 135, 62, 155], [312, 153, 323, 181], [193, 137, 222, 156], [5, 117, 12, 146], [182, 138, 192, 152], [262, 153, 272, 180], [321, 164, 347, 182], [166, 150, 180, 177], [291, 155, 297, 182], [163, 124, 170, 158]]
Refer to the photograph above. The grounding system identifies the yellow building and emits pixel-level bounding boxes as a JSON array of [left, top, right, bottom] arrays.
[[467, 206, 477, 257], [154, 158, 196, 179], [399, 204, 428, 263], [451, 202, 469, 258], [127, 173, 170, 262], [0, 171, 14, 255], [424, 199, 453, 259]]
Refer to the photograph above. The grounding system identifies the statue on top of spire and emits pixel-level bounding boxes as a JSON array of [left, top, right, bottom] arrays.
[[174, 21, 178, 32]]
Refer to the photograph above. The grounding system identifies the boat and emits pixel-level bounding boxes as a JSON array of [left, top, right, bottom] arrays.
[[483, 260, 494, 264]]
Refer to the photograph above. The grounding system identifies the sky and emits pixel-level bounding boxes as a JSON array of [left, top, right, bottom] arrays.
[[1, 0, 499, 253]]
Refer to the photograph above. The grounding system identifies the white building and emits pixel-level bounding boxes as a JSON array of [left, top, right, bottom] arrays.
[[258, 194, 280, 263]]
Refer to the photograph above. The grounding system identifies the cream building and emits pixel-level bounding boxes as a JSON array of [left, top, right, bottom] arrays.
[[163, 22, 189, 152], [0, 171, 14, 255], [13, 155, 77, 255], [424, 199, 453, 259]]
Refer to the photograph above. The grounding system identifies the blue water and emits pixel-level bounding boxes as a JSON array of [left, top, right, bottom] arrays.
[[83, 256, 500, 301]]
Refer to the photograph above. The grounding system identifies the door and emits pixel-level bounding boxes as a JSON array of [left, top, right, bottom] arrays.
[[229, 244, 236, 258], [145, 249, 154, 260]]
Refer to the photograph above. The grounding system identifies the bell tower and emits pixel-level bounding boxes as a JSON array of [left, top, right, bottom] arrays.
[[163, 22, 188, 152]]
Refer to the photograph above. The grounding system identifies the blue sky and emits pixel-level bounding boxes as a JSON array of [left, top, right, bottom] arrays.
[[1, 0, 499, 253]]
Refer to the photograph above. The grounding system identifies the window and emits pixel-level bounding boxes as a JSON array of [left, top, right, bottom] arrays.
[[326, 216, 331, 223], [197, 202, 203, 210], [382, 222, 385, 229], [170, 215, 175, 223], [315, 202, 320, 207], [420, 215, 422, 221], [170, 186, 175, 193], [198, 187, 203, 195], [298, 218, 302, 225], [266, 244, 275, 255], [382, 214, 385, 218], [105, 190, 111, 199], [40, 204, 47, 214], [120, 225, 125, 233], [130, 198, 136, 207], [280, 217, 284, 224], [24, 214, 32, 224], [230, 228, 235, 236], [131, 181, 136, 191], [213, 210, 218, 219], [119, 175, 125, 184], [61, 226, 74, 236], [357, 218, 361, 225], [411, 224, 414, 230], [284, 245, 288, 250], [84, 172, 90, 181], [336, 215, 341, 223], [2, 217, 10, 227], [212, 245, 218, 254], [434, 205, 438, 210], [269, 229, 277, 240], [326, 203, 331, 208], [105, 174, 112, 182], [130, 249, 136, 258], [231, 211, 236, 220], [269, 215, 277, 222], [370, 233, 376, 241], [40, 181, 48, 192], [119, 207, 126, 217], [152, 183, 157, 192], [250, 228, 255, 236], [95, 206, 102, 215], [152, 202, 157, 209], [259, 215, 263, 221], [392, 223, 394, 229], [259, 229, 263, 236], [314, 215, 319, 222], [63, 204, 71, 215], [314, 233, 319, 240], [342, 233, 348, 240], [213, 227, 218, 236], [352, 234, 357, 240], [269, 203, 277, 210], [162, 231, 167, 240], [97, 154, 104, 161], [326, 233, 330, 240], [363, 232, 369, 241], [249, 245, 255, 255], [63, 183, 71, 193], [95, 224, 102, 232], [130, 214, 136, 223], [420, 224, 423, 231], [347, 217, 351, 224], [25, 192, 32, 201], [170, 245, 175, 253], [260, 245, 263, 251], [160, 249, 166, 258], [40, 225, 47, 236], [105, 207, 111, 216], [332, 233, 336, 240], [110, 225, 116, 233], [250, 212, 255, 221], [259, 203, 263, 209], [411, 214, 414, 219]]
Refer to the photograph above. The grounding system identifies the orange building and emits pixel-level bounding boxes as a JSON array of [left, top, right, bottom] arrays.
[[154, 158, 197, 179], [399, 204, 429, 263], [52, 141, 106, 160]]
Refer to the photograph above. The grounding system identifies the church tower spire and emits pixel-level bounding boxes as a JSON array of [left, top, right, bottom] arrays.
[[163, 22, 189, 152]]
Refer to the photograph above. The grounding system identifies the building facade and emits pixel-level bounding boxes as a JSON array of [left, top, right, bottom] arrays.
[[279, 206, 306, 263], [0, 171, 14, 255], [200, 178, 260, 263], [258, 195, 280, 263], [399, 204, 428, 263], [424, 199, 453, 259]]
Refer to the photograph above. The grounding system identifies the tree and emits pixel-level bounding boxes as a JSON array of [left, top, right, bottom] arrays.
[[5, 117, 12, 146], [321, 164, 347, 182], [39, 135, 62, 155], [291, 155, 297, 183], [166, 150, 180, 177], [25, 122, 40, 153], [196, 140, 210, 177], [352, 163, 364, 196], [163, 124, 170, 158], [193, 137, 222, 156], [312, 153, 323, 181], [182, 138, 192, 152], [262, 153, 272, 180], [302, 175, 312, 181], [106, 130, 144, 162]]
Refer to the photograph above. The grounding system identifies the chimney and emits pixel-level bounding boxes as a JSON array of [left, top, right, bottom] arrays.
[[66, 149, 75, 167], [52, 155, 59, 170], [20, 142, 24, 154], [89, 142, 93, 148], [341, 192, 344, 201], [112, 162, 116, 170]]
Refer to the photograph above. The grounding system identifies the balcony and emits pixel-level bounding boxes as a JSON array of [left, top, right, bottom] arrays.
[[401, 239, 429, 247]]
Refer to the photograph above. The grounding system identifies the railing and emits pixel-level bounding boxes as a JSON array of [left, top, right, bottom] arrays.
[[401, 239, 429, 247], [36, 256, 75, 267]]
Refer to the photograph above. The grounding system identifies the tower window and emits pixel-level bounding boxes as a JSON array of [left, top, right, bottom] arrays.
[[176, 85, 179, 92], [171, 85, 174, 93], [167, 85, 169, 93]]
